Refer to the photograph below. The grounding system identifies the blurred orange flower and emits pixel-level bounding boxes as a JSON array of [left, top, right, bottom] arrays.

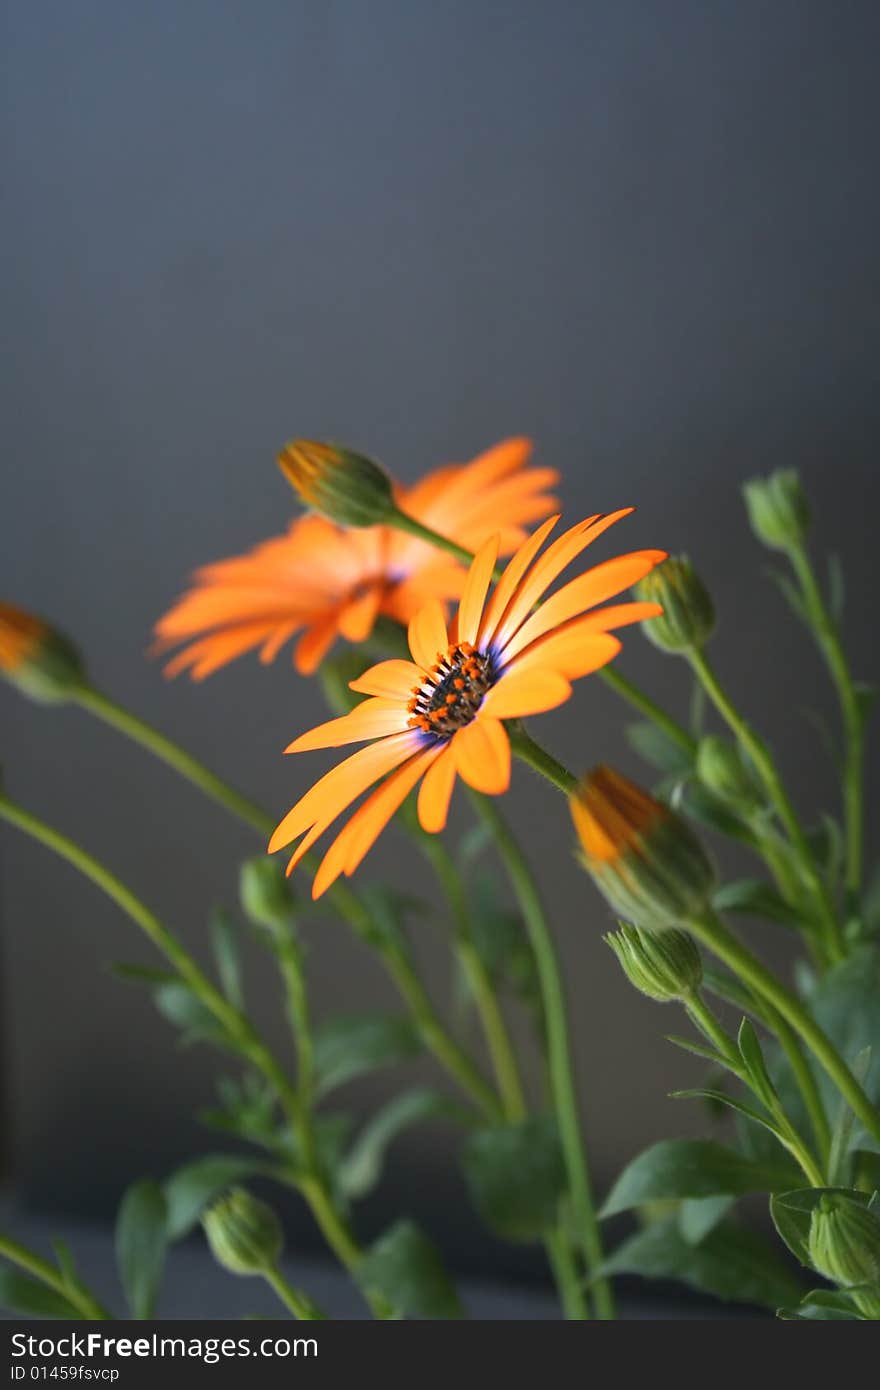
[[270, 514, 665, 896], [154, 438, 559, 679]]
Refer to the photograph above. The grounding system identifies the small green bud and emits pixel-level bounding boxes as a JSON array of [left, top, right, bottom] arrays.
[[202, 1188, 283, 1275], [605, 923, 702, 1002], [632, 556, 715, 653], [571, 766, 715, 932], [239, 856, 294, 933], [0, 603, 87, 704], [808, 1195, 880, 1298], [696, 735, 762, 812], [277, 439, 395, 527], [742, 469, 810, 551]]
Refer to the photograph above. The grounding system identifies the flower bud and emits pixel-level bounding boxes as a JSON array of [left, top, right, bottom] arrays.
[[202, 1188, 283, 1275], [605, 922, 702, 1002], [808, 1196, 880, 1314], [277, 439, 395, 527], [632, 556, 714, 653], [239, 856, 294, 934], [0, 602, 86, 704], [570, 766, 715, 931], [696, 735, 761, 812], [742, 469, 810, 551]]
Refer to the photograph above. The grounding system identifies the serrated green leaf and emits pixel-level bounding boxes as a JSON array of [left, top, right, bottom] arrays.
[[625, 721, 694, 774], [358, 1221, 463, 1319], [598, 1217, 802, 1307], [712, 879, 802, 928], [665, 1034, 729, 1068], [601, 1140, 799, 1218], [339, 1090, 469, 1201], [461, 1117, 566, 1243], [163, 1154, 275, 1241], [0, 1269, 81, 1319], [115, 1180, 168, 1319], [210, 908, 244, 1010], [770, 1186, 873, 1266], [312, 1014, 421, 1096], [679, 1195, 735, 1245]]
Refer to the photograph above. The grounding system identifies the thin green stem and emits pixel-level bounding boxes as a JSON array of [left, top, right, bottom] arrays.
[[263, 1266, 326, 1320], [544, 1227, 588, 1321], [687, 649, 845, 963], [683, 991, 740, 1067], [788, 544, 865, 902], [0, 1234, 110, 1320], [470, 792, 613, 1319], [686, 909, 880, 1145], [0, 793, 388, 1316], [508, 725, 577, 796], [763, 1007, 831, 1173]]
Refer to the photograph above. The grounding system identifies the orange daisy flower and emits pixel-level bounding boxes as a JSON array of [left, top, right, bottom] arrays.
[[154, 438, 559, 679], [269, 513, 666, 897]]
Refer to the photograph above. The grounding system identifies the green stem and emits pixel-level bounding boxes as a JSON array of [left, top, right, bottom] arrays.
[[787, 544, 866, 902], [683, 992, 741, 1067], [763, 1007, 832, 1173], [470, 792, 613, 1319], [0, 793, 386, 1316], [686, 909, 880, 1145], [263, 1266, 326, 1320], [686, 649, 845, 963], [0, 1234, 110, 1320], [544, 1227, 588, 1321], [508, 725, 577, 796]]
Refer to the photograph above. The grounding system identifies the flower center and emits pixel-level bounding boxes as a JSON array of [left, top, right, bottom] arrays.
[[407, 641, 493, 738]]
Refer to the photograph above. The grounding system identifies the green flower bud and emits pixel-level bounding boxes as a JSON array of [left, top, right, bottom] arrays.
[[632, 556, 715, 653], [0, 603, 87, 704], [202, 1188, 284, 1276], [696, 735, 761, 812], [570, 766, 715, 932], [742, 469, 810, 551], [277, 439, 395, 527], [808, 1195, 880, 1302], [605, 923, 702, 1002], [239, 856, 294, 933]]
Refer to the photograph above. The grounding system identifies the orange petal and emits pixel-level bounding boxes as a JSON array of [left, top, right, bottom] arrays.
[[476, 515, 560, 646], [480, 669, 572, 719], [499, 550, 667, 663], [337, 583, 382, 642], [509, 628, 622, 681], [408, 598, 449, 670], [294, 614, 341, 674], [452, 716, 511, 795], [349, 658, 424, 699], [284, 699, 408, 753], [416, 747, 458, 832], [576, 600, 663, 634], [457, 534, 500, 646], [487, 514, 609, 649]]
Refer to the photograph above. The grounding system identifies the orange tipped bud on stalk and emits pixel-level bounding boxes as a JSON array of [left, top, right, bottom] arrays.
[[277, 439, 395, 527], [0, 602, 86, 704], [570, 766, 714, 931], [632, 555, 714, 653]]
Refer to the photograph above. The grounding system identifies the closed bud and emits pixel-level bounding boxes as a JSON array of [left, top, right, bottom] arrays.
[[632, 556, 714, 653], [808, 1196, 880, 1315], [570, 766, 715, 931], [605, 922, 702, 1002], [742, 469, 810, 551], [277, 439, 395, 527], [0, 602, 86, 704], [239, 856, 294, 933], [202, 1188, 283, 1275], [696, 735, 761, 812]]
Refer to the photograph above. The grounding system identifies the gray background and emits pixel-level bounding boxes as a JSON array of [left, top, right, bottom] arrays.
[[2, 0, 879, 1285]]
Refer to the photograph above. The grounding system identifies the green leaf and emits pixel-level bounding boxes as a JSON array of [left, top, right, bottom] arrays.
[[852, 1148, 880, 1192], [828, 1047, 873, 1184], [163, 1154, 274, 1241], [0, 1269, 81, 1318], [115, 1180, 168, 1318], [457, 822, 493, 865], [461, 1117, 566, 1243], [770, 1186, 873, 1266], [625, 720, 694, 774], [809, 945, 880, 1118], [312, 1014, 422, 1096], [598, 1216, 802, 1307], [339, 1090, 469, 1201], [711, 879, 802, 928], [358, 884, 422, 957], [665, 1034, 729, 1068], [701, 965, 766, 1020], [153, 981, 230, 1048], [600, 1140, 799, 1218], [199, 1074, 283, 1152], [210, 908, 244, 1010], [468, 874, 540, 1016], [671, 1089, 783, 1141], [805, 816, 845, 896], [669, 779, 757, 847], [736, 1018, 778, 1108], [678, 1195, 735, 1245], [765, 565, 810, 626], [358, 1221, 463, 1319], [50, 1238, 78, 1287]]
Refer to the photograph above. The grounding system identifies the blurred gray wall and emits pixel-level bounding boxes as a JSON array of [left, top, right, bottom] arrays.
[[2, 0, 879, 1276]]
